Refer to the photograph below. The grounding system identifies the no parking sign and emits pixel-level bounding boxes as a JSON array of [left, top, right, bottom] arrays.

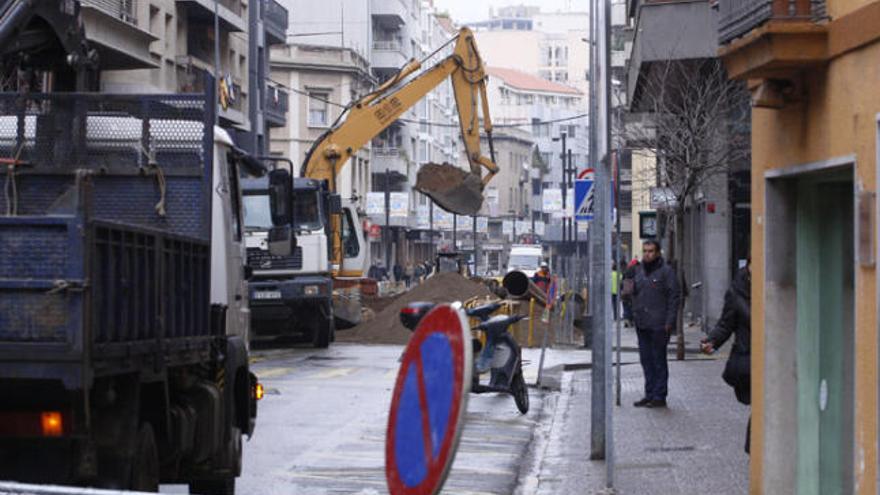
[[385, 305, 472, 495]]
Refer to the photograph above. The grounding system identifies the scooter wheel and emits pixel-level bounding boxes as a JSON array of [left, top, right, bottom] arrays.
[[512, 371, 529, 414]]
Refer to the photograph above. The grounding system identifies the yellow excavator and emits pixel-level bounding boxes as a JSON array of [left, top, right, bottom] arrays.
[[302, 27, 496, 271], [262, 27, 497, 331]]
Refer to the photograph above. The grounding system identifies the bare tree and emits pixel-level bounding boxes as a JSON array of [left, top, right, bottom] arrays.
[[622, 57, 750, 359]]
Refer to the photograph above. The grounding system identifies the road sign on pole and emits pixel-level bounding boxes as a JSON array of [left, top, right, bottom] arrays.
[[575, 168, 595, 221], [386, 305, 472, 495]]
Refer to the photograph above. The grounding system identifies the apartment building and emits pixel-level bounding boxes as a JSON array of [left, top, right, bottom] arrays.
[[79, 0, 287, 151], [624, 0, 751, 326], [484, 66, 583, 243], [276, 0, 465, 269], [268, 43, 374, 208], [717, 0, 880, 488]]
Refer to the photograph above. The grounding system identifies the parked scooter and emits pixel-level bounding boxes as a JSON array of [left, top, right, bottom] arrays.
[[399, 301, 529, 414]]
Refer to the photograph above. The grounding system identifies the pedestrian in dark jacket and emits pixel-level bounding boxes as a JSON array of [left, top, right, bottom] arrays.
[[632, 240, 680, 408], [702, 260, 751, 453]]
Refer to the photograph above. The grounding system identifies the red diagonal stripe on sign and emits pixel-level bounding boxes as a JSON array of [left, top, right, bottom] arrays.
[[414, 352, 435, 467]]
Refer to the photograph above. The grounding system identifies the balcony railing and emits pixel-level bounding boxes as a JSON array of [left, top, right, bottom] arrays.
[[81, 0, 137, 25], [263, 0, 289, 45], [719, 0, 826, 44], [373, 40, 403, 51], [373, 147, 401, 157], [177, 65, 243, 113], [265, 84, 289, 127]]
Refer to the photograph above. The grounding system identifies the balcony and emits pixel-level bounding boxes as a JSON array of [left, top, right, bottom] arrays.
[[177, 59, 246, 127], [371, 0, 407, 29], [265, 83, 289, 128], [372, 40, 407, 70], [263, 0, 289, 46], [718, 0, 828, 81], [80, 0, 158, 69], [177, 0, 246, 32], [371, 147, 408, 177], [626, 0, 719, 110]]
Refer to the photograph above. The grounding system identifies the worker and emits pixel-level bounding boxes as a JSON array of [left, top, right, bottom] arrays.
[[533, 261, 551, 294]]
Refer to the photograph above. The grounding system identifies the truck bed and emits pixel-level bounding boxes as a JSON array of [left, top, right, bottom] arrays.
[[0, 93, 217, 388]]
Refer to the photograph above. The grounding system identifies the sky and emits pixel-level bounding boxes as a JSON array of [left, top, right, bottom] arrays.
[[432, 0, 588, 24]]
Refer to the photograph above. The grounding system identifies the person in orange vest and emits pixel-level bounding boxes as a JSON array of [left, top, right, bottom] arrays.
[[532, 261, 551, 294]]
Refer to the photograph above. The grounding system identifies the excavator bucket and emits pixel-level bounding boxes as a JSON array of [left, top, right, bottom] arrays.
[[414, 163, 484, 216]]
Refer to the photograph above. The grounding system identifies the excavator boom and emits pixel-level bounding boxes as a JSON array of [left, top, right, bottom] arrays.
[[300, 26, 498, 274], [301, 27, 497, 215]]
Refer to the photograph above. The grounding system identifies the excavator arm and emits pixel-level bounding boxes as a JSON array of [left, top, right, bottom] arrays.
[[301, 27, 498, 213]]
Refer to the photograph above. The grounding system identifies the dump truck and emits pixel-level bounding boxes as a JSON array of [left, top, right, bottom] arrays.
[[0, 92, 261, 494]]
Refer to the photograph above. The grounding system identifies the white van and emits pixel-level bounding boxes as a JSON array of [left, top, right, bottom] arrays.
[[506, 244, 544, 277]]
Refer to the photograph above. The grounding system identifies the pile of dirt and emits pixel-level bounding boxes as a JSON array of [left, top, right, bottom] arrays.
[[338, 272, 494, 345]]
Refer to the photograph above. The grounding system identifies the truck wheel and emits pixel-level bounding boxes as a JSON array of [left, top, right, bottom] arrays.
[[189, 478, 235, 495], [130, 424, 159, 492], [312, 305, 334, 349]]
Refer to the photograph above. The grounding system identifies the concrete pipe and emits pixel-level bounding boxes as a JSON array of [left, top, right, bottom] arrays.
[[502, 270, 547, 307]]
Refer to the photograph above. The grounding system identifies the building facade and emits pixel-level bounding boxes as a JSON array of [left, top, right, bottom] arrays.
[[484, 66, 584, 245], [624, 0, 749, 326], [78, 0, 287, 151], [718, 0, 880, 490], [268, 43, 374, 207]]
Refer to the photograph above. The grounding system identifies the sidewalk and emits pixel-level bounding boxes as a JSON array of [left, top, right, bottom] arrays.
[[519, 324, 750, 495]]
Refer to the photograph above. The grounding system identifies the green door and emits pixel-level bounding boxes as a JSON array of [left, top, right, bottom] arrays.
[[796, 176, 855, 495]]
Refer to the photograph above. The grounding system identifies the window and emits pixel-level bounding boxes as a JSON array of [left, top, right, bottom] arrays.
[[566, 125, 577, 138], [419, 139, 429, 162], [532, 118, 547, 138], [164, 13, 174, 53], [243, 192, 272, 230], [341, 208, 360, 258], [293, 190, 323, 231], [308, 91, 330, 127]]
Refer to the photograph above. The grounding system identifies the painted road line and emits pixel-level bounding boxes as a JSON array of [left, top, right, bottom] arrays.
[[255, 367, 296, 379], [308, 367, 356, 380]]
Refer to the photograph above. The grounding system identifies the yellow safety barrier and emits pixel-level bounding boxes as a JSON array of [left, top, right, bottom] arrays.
[[527, 297, 536, 348]]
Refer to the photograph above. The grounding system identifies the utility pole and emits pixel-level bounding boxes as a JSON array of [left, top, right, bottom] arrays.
[[554, 132, 568, 278], [590, 0, 616, 491], [472, 215, 479, 276], [429, 200, 434, 260], [453, 213, 457, 250], [384, 171, 392, 270]]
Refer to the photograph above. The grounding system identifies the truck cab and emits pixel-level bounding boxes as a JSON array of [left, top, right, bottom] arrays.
[[242, 176, 335, 347]]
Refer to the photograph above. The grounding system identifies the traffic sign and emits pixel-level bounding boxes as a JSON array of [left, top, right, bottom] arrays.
[[575, 168, 595, 222], [386, 305, 472, 495]]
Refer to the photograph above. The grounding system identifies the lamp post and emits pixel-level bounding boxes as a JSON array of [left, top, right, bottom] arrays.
[[552, 132, 568, 276]]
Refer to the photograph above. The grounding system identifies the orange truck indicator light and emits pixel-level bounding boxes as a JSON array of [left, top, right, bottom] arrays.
[[41, 411, 63, 437]]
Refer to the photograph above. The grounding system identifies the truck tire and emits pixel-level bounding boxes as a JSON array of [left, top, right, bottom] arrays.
[[130, 424, 159, 492], [312, 304, 334, 349], [189, 478, 235, 495]]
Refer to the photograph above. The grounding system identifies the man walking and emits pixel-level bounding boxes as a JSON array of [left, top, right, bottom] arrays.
[[632, 240, 680, 408]]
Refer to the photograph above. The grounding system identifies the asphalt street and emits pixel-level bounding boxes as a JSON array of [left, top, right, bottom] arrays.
[[234, 343, 567, 495]]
